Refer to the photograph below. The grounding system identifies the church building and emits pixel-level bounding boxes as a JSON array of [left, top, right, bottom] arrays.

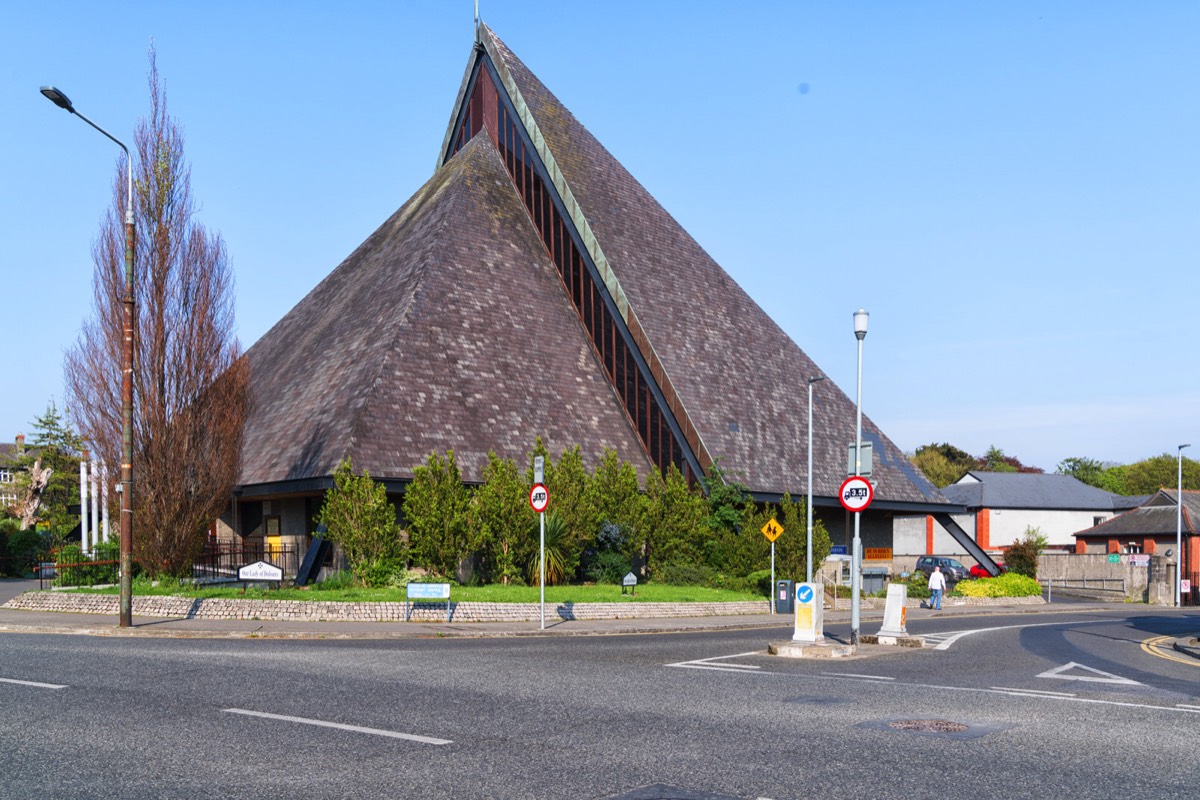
[[218, 23, 957, 569]]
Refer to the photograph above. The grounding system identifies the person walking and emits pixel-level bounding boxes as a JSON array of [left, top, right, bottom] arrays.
[[928, 565, 947, 611]]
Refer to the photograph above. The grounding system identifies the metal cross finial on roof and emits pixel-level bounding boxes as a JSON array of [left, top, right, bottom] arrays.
[[474, 0, 479, 29]]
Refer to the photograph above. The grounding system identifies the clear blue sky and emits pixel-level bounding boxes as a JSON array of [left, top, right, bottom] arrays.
[[4, 2, 1197, 472]]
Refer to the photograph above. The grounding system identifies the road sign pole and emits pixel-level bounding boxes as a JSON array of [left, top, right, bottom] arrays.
[[851, 310, 868, 646], [539, 509, 545, 630], [529, 480, 550, 630], [770, 542, 776, 615]]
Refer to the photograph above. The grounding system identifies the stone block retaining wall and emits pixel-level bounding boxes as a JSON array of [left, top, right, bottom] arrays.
[[2, 592, 770, 623]]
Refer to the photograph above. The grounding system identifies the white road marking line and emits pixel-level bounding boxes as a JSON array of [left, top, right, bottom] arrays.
[[0, 677, 67, 689], [821, 673, 894, 681], [990, 687, 1076, 697], [666, 650, 765, 672], [223, 709, 452, 745], [1176, 704, 1200, 710], [1036, 662, 1143, 685], [846, 679, 1200, 715], [924, 619, 1119, 651]]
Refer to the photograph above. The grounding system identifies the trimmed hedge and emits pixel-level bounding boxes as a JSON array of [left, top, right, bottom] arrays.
[[952, 572, 1042, 598]]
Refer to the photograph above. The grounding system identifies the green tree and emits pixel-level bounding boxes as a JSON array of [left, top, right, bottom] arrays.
[[27, 402, 84, 540], [547, 445, 596, 578], [1118, 454, 1200, 496], [642, 464, 708, 577], [1004, 527, 1046, 579], [403, 450, 474, 578], [912, 443, 976, 487], [316, 459, 401, 585], [699, 465, 758, 576], [979, 445, 1019, 473], [772, 494, 831, 581], [589, 449, 646, 563], [979, 445, 1043, 474], [1055, 456, 1106, 488], [472, 451, 530, 584]]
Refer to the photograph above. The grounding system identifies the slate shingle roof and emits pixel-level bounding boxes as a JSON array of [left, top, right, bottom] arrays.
[[1074, 489, 1200, 538], [239, 134, 651, 485], [942, 471, 1142, 511], [238, 25, 950, 508], [478, 26, 941, 505]]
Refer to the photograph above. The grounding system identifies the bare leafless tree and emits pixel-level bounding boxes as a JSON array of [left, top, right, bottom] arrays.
[[65, 47, 249, 577]]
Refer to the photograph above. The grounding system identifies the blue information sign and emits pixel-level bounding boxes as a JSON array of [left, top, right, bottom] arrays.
[[796, 585, 815, 604], [830, 545, 848, 556]]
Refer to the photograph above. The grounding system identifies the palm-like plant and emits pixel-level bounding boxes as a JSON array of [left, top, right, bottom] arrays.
[[528, 512, 571, 586]]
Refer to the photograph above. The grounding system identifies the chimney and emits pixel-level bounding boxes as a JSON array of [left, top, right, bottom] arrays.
[[15, 434, 24, 454]]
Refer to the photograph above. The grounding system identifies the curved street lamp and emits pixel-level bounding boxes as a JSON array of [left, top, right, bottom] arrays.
[[41, 86, 135, 629]]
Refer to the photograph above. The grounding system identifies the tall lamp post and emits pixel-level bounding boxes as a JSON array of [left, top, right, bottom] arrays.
[[41, 86, 135, 629], [850, 309, 868, 645], [806, 375, 825, 584], [1178, 443, 1191, 608]]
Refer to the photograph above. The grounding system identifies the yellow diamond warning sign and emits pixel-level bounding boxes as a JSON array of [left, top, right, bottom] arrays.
[[761, 517, 783, 542]]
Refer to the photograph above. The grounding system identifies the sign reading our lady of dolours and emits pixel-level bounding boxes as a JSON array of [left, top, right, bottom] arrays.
[[238, 561, 283, 582]]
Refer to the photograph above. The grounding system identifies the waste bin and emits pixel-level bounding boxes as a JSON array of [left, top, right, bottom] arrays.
[[862, 568, 889, 595], [775, 580, 795, 614]]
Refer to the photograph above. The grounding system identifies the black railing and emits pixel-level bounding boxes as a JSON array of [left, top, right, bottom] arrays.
[[35, 551, 119, 590], [193, 542, 300, 582]]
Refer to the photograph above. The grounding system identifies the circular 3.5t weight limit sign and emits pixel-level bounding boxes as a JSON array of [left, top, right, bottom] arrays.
[[838, 476, 873, 513], [529, 483, 550, 513]]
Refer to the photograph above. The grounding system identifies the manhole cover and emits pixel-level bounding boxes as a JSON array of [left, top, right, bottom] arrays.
[[888, 719, 969, 733]]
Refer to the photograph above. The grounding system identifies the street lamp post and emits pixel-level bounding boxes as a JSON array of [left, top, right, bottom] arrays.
[[851, 309, 868, 646], [806, 375, 825, 584], [1178, 444, 1190, 608], [41, 86, 135, 629]]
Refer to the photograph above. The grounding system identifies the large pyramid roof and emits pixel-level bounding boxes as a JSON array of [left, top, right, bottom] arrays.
[[237, 23, 946, 510], [239, 134, 651, 487]]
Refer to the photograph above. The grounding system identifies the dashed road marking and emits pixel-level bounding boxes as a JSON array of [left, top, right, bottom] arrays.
[[990, 687, 1075, 697], [0, 677, 67, 689], [223, 709, 452, 745]]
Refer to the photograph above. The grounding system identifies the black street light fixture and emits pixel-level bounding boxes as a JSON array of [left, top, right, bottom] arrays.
[[41, 85, 135, 629]]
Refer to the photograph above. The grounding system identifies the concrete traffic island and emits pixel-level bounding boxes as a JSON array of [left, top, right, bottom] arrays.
[[768, 640, 856, 658], [859, 633, 925, 648]]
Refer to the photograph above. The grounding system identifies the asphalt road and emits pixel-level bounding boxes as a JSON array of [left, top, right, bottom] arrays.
[[1, 608, 1198, 799]]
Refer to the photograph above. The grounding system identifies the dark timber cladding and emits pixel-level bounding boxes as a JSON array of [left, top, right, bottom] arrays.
[[445, 47, 704, 483]]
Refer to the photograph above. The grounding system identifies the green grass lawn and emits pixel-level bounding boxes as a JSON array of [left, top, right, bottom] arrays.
[[72, 581, 765, 604]]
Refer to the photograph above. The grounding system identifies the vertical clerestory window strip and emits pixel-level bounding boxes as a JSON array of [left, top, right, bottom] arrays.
[[448, 61, 692, 481]]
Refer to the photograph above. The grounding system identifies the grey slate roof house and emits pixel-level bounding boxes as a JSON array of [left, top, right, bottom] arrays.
[[933, 471, 1143, 552], [1074, 489, 1200, 567], [222, 23, 952, 555]]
